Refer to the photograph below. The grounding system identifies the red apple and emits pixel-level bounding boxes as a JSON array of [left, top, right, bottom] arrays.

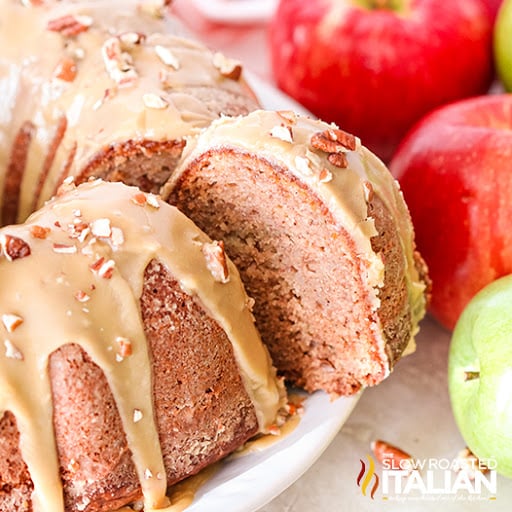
[[389, 94, 512, 331], [483, 0, 504, 21], [269, 0, 494, 162]]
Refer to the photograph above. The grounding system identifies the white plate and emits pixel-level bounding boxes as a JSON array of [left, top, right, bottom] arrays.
[[189, 0, 278, 24], [186, 391, 360, 512], [182, 76, 361, 512]]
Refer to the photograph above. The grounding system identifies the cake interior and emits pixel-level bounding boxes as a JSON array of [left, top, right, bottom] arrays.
[[77, 140, 187, 195], [168, 149, 412, 396]]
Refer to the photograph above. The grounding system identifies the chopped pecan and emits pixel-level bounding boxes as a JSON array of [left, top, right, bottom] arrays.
[[4, 340, 23, 361], [212, 52, 242, 81], [371, 439, 414, 472], [318, 168, 333, 183], [143, 93, 168, 110], [327, 152, 348, 168], [155, 45, 180, 70], [90, 258, 115, 279], [145, 194, 160, 209], [90, 218, 112, 238], [294, 156, 313, 176], [2, 314, 23, 333], [329, 127, 356, 149], [311, 128, 356, 156], [53, 57, 77, 82], [116, 336, 133, 358], [53, 243, 77, 254], [118, 32, 146, 49], [47, 14, 93, 37], [1, 235, 31, 261], [202, 240, 230, 284], [101, 37, 138, 88], [270, 124, 293, 143], [276, 110, 297, 125], [30, 225, 51, 239], [111, 227, 125, 246], [74, 290, 90, 303], [362, 181, 374, 202]]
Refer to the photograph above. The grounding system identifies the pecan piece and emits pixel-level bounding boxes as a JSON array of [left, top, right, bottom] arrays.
[[155, 45, 180, 70], [270, 124, 293, 143], [311, 128, 356, 151], [276, 110, 297, 125], [318, 168, 333, 183], [53, 57, 77, 82], [131, 192, 147, 206], [101, 37, 138, 88], [90, 258, 115, 279], [116, 336, 133, 358], [143, 93, 168, 110], [202, 240, 230, 283], [362, 180, 374, 202], [47, 14, 93, 37], [2, 314, 23, 333], [30, 225, 51, 239], [4, 340, 23, 361], [1, 235, 31, 261], [118, 31, 146, 50], [328, 152, 348, 168], [212, 52, 242, 81], [371, 439, 414, 472], [327, 128, 357, 150]]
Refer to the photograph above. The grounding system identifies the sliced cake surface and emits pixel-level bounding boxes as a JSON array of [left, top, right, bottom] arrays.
[[163, 109, 429, 396]]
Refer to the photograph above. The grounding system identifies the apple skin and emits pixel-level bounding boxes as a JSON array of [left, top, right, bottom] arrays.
[[495, 0, 512, 91], [484, 0, 504, 21], [448, 274, 512, 478], [269, 0, 494, 162], [390, 94, 512, 331]]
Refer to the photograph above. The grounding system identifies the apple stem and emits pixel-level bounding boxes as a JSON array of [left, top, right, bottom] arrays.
[[463, 371, 480, 381]]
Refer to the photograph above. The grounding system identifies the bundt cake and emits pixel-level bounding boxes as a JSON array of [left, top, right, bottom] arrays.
[[0, 0, 257, 226], [0, 179, 285, 512], [162, 109, 429, 396]]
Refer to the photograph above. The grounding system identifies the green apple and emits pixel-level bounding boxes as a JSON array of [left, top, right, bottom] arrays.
[[448, 274, 512, 477], [495, 0, 512, 91]]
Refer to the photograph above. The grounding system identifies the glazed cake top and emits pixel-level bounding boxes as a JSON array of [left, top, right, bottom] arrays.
[[0, 179, 285, 511]]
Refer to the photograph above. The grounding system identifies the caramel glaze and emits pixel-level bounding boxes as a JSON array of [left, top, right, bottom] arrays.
[[0, 180, 285, 511]]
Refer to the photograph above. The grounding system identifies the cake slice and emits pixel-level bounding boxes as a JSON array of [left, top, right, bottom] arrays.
[[163, 110, 429, 396], [0, 180, 285, 512]]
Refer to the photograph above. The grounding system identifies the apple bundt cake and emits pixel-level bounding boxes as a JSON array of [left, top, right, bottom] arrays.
[[163, 110, 429, 396], [0, 180, 285, 512], [0, 2, 430, 510]]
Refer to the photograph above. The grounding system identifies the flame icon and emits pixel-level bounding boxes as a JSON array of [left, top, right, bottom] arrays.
[[357, 455, 379, 499]]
